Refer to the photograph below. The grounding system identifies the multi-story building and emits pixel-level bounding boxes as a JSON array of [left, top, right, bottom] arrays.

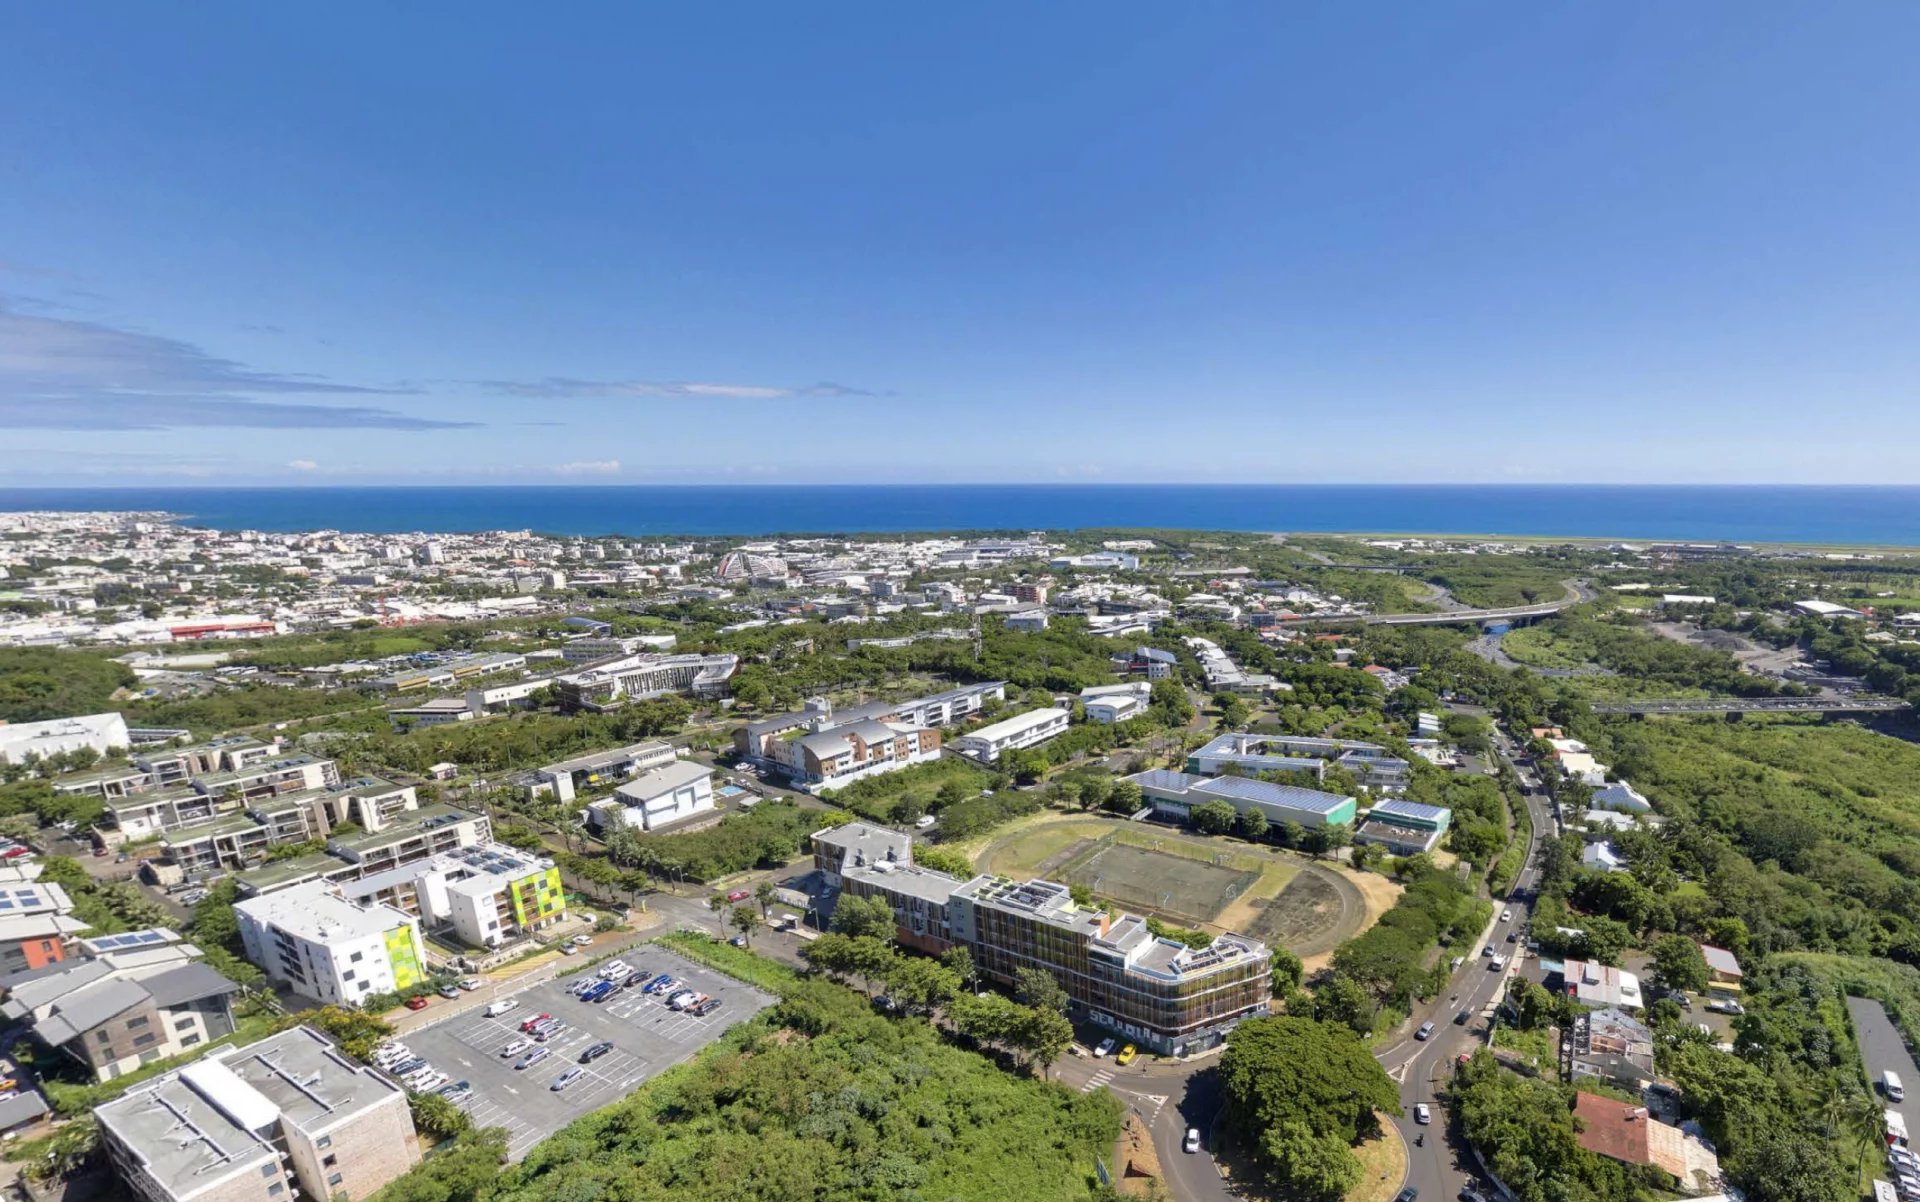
[[1187, 733, 1411, 793], [325, 804, 492, 877], [159, 813, 276, 877], [51, 764, 154, 801], [810, 823, 1270, 1055], [1110, 647, 1178, 680], [234, 881, 427, 1006], [336, 843, 566, 949], [555, 652, 738, 710], [773, 718, 943, 791], [134, 736, 279, 788], [591, 760, 715, 832], [191, 754, 341, 804], [1131, 769, 1358, 830], [0, 862, 83, 973], [888, 682, 1006, 728], [1080, 683, 1151, 724], [950, 707, 1071, 762], [97, 1024, 421, 1202], [525, 740, 677, 803], [1353, 798, 1454, 855], [0, 929, 238, 1082], [104, 787, 230, 843]]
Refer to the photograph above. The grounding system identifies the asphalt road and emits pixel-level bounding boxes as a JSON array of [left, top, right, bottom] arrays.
[[1847, 995, 1915, 1172]]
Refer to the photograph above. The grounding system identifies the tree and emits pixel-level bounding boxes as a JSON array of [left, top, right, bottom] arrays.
[[1191, 799, 1239, 835], [300, 1005, 394, 1061], [408, 1090, 473, 1139], [1269, 947, 1303, 995], [1650, 933, 1710, 995], [754, 879, 777, 920], [731, 904, 764, 946], [707, 893, 729, 934], [1106, 777, 1143, 814], [941, 945, 977, 992], [830, 893, 897, 941], [1238, 806, 1269, 843], [912, 843, 975, 877], [1014, 966, 1070, 1015], [1012, 1004, 1074, 1079], [1219, 1017, 1400, 1198], [1307, 974, 1376, 1037]]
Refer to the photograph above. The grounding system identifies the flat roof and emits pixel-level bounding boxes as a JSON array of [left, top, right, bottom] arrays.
[[328, 802, 482, 854], [234, 880, 409, 943], [1369, 798, 1452, 823], [961, 707, 1069, 741], [614, 758, 712, 800], [538, 740, 674, 776]]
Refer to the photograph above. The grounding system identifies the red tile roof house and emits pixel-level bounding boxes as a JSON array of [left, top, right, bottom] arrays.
[[1572, 1091, 1721, 1192]]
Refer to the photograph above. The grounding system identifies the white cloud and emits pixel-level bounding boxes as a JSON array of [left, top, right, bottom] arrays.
[[552, 459, 621, 476], [287, 459, 319, 471], [484, 378, 877, 400]]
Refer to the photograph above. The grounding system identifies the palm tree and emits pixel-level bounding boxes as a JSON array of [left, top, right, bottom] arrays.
[[754, 880, 776, 921], [708, 893, 729, 934]]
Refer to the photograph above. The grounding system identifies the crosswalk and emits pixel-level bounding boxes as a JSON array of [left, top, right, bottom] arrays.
[[1081, 1068, 1116, 1094]]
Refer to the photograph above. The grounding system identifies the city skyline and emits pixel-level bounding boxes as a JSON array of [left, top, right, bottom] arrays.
[[5, 5, 1920, 485]]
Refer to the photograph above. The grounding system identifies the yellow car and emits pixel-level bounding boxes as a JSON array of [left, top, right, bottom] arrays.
[[1115, 1045, 1137, 1066]]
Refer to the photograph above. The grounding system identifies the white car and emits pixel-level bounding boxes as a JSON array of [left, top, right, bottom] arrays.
[[603, 964, 634, 984], [1490, 955, 1508, 971], [1183, 1128, 1201, 1154], [485, 998, 521, 1017], [409, 1071, 449, 1093], [457, 977, 482, 991], [1414, 1103, 1431, 1125], [1094, 1037, 1117, 1058], [500, 1038, 532, 1058], [570, 934, 594, 947], [1500, 908, 1512, 922]]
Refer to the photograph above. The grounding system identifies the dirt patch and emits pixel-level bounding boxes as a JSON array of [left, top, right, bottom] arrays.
[[1055, 840, 1260, 925], [1300, 868, 1404, 975], [1240, 866, 1358, 958], [1115, 1112, 1162, 1197]]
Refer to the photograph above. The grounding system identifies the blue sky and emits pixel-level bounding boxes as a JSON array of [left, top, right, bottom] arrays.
[[3, 4, 1918, 485]]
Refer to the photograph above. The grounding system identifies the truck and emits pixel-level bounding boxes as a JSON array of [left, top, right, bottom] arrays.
[[1887, 1107, 1909, 1147], [1887, 1069, 1906, 1103]]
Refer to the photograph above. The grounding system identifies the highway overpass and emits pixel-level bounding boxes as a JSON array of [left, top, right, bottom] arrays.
[[1274, 600, 1576, 628]]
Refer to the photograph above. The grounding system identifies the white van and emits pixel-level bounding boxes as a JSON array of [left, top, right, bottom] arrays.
[[485, 998, 520, 1018], [1887, 1069, 1906, 1103]]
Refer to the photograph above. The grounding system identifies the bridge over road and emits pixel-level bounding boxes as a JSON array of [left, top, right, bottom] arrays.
[[1274, 579, 1596, 628], [1589, 696, 1910, 716]]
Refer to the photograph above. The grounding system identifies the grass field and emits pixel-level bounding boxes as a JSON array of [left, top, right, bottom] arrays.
[[977, 815, 1380, 955], [1499, 625, 1598, 670]]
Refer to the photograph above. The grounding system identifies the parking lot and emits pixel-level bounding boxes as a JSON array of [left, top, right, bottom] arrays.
[[393, 946, 777, 1159]]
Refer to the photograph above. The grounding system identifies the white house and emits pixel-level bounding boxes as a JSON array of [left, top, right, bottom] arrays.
[[1590, 782, 1652, 814], [1080, 682, 1151, 724], [597, 760, 715, 832]]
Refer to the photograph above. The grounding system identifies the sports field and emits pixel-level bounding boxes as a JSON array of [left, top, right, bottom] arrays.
[[977, 814, 1390, 955]]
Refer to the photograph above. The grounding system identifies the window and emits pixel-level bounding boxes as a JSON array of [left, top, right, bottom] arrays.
[[97, 1031, 112, 1044], [327, 1173, 343, 1187], [268, 1183, 284, 1197], [133, 1033, 156, 1048], [350, 951, 364, 963], [316, 1136, 332, 1150], [180, 1033, 202, 1047], [322, 1154, 337, 1168], [343, 970, 356, 982], [261, 1165, 277, 1178], [126, 1016, 149, 1030]]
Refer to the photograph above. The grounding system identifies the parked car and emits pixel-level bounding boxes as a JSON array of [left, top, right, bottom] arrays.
[[569, 934, 594, 947], [726, 889, 751, 902], [667, 990, 701, 1010], [533, 1020, 565, 1041], [581, 1041, 614, 1062], [388, 1058, 426, 1077], [439, 1084, 472, 1104], [437, 984, 460, 999], [519, 1013, 552, 1032], [514, 1047, 550, 1070], [404, 996, 431, 1010], [692, 998, 723, 1017], [730, 935, 749, 947], [644, 975, 679, 995], [457, 977, 482, 991], [486, 999, 520, 1018], [1183, 1128, 1201, 1154], [551, 1067, 585, 1091], [1094, 1038, 1117, 1058], [1705, 998, 1745, 1016], [500, 1039, 532, 1058], [1115, 1045, 1138, 1066]]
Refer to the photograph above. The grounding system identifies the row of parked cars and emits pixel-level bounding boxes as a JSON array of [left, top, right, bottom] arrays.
[[570, 958, 724, 1016], [371, 1039, 472, 1104]]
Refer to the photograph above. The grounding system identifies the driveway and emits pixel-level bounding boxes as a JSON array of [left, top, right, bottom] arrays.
[[1848, 996, 1916, 1169]]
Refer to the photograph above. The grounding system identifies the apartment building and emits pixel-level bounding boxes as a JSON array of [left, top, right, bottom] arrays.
[[235, 882, 427, 1006], [51, 764, 153, 801], [1187, 733, 1411, 793], [950, 707, 1071, 762], [810, 823, 1270, 1054], [134, 736, 278, 788], [772, 718, 943, 791], [888, 681, 1006, 728], [1132, 769, 1359, 829], [591, 760, 715, 832], [0, 863, 83, 973], [192, 754, 341, 805], [326, 805, 493, 877], [0, 929, 238, 1082], [559, 634, 675, 663], [1080, 682, 1151, 724], [336, 843, 566, 949], [1110, 647, 1178, 679], [97, 1025, 421, 1202], [554, 651, 738, 710], [525, 740, 677, 803]]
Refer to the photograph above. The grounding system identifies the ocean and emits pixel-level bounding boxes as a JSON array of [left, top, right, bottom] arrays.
[[1, 484, 1917, 545]]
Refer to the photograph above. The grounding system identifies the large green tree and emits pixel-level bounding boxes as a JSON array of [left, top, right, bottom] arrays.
[[1219, 1017, 1399, 1197]]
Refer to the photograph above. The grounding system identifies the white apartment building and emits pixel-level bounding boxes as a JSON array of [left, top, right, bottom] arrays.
[[596, 760, 716, 832], [335, 842, 566, 949], [1081, 683, 1151, 724], [234, 882, 426, 1007], [527, 740, 677, 803], [98, 1024, 420, 1202], [951, 707, 1072, 762]]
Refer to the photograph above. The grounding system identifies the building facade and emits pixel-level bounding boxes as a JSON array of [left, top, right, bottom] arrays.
[[234, 882, 426, 1007], [950, 707, 1071, 762]]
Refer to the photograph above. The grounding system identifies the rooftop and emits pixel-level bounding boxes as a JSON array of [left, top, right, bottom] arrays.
[[614, 758, 712, 800], [813, 820, 913, 869], [962, 707, 1069, 741], [234, 880, 412, 943], [328, 802, 484, 855], [537, 740, 674, 777]]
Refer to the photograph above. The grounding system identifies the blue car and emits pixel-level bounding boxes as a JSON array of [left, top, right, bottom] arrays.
[[642, 974, 677, 995], [580, 980, 614, 1003]]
